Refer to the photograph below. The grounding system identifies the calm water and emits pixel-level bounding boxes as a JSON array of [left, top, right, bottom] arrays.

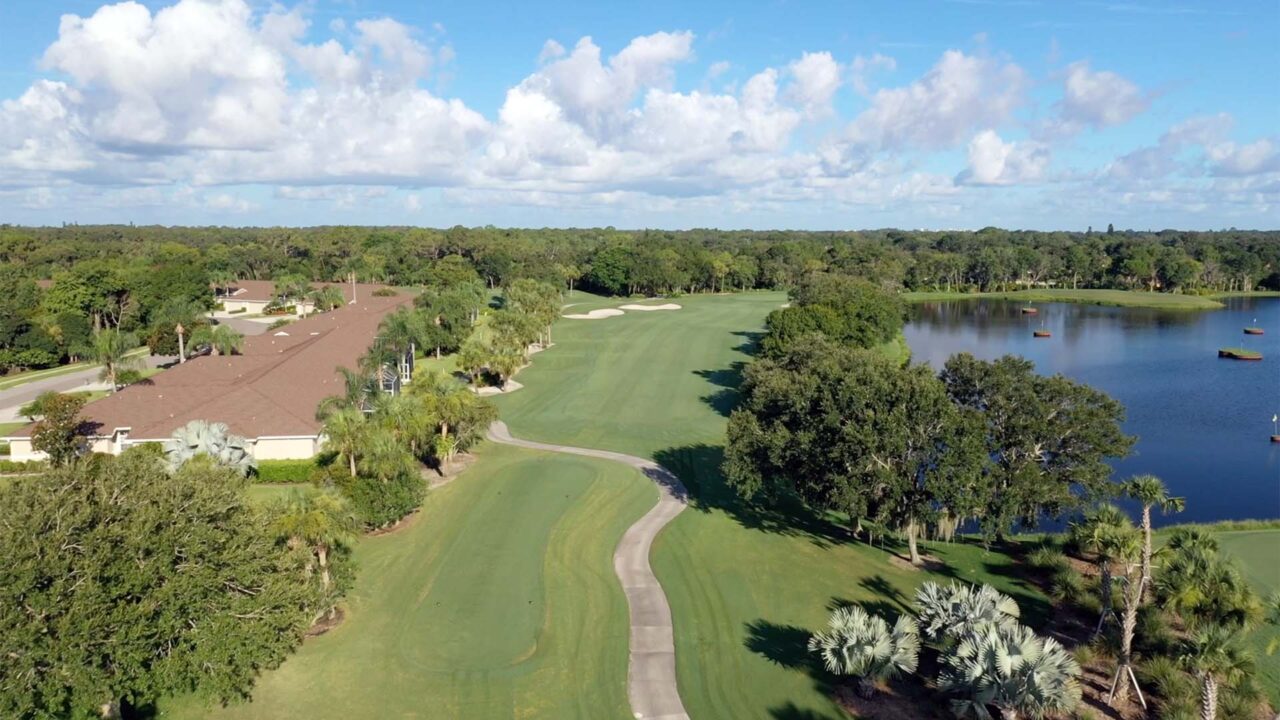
[[905, 297, 1280, 525]]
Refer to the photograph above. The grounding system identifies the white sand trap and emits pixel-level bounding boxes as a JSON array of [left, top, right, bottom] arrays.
[[474, 379, 523, 396], [618, 303, 682, 311], [563, 308, 626, 320]]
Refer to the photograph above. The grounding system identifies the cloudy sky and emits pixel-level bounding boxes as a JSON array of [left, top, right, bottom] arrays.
[[0, 0, 1276, 229]]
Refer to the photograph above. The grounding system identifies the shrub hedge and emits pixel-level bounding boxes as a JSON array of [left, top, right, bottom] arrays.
[[0, 459, 46, 474], [254, 459, 317, 483]]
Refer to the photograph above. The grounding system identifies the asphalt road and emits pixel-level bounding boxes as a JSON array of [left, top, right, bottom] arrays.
[[0, 354, 176, 424]]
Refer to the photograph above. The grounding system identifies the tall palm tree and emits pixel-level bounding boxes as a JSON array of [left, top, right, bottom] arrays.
[[1069, 503, 1133, 637], [1125, 474, 1184, 601], [1157, 546, 1259, 630], [1179, 624, 1252, 720], [321, 406, 367, 477], [273, 491, 359, 593], [808, 606, 919, 698], [1105, 525, 1147, 709], [92, 328, 143, 392]]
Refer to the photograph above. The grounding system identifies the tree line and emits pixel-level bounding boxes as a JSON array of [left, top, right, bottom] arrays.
[[3, 224, 1278, 374]]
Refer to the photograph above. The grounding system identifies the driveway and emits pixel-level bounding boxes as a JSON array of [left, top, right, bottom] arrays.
[[0, 354, 176, 424]]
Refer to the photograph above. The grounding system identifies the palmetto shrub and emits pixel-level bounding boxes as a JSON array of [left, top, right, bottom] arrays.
[[914, 581, 1021, 647], [807, 605, 919, 698], [163, 420, 255, 477], [939, 622, 1082, 720]]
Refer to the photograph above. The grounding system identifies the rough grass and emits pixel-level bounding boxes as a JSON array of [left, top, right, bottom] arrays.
[[493, 291, 1047, 719], [165, 444, 654, 720], [903, 288, 1224, 309]]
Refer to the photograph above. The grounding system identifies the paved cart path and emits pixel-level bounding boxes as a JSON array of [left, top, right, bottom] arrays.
[[486, 420, 690, 720]]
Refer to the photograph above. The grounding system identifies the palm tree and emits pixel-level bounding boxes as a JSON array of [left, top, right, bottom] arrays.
[[1069, 503, 1133, 637], [1157, 545, 1259, 630], [1125, 474, 1184, 601], [1179, 624, 1252, 720], [273, 491, 358, 594], [190, 324, 244, 356], [163, 420, 255, 476], [1104, 525, 1147, 709], [308, 285, 347, 313], [317, 366, 379, 418], [92, 328, 143, 392], [357, 426, 417, 482], [808, 606, 919, 698], [914, 581, 1020, 647], [321, 406, 367, 477], [939, 623, 1082, 720], [374, 393, 435, 457]]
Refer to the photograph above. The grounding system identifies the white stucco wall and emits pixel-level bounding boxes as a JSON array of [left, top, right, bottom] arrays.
[[251, 436, 319, 460], [222, 299, 268, 314], [5, 437, 41, 462]]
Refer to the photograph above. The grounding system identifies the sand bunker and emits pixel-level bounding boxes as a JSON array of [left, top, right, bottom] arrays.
[[618, 303, 681, 311], [475, 379, 523, 396], [563, 308, 626, 320]]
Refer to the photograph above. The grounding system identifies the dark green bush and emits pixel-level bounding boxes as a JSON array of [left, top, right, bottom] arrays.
[[0, 459, 46, 474], [1050, 565, 1086, 606], [335, 470, 424, 528], [254, 459, 317, 483]]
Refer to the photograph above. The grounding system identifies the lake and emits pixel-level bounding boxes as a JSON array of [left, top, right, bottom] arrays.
[[905, 296, 1280, 525]]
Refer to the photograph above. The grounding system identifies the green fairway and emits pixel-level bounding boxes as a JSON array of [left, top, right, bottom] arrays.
[[1217, 530, 1280, 704], [493, 291, 1046, 719], [165, 444, 654, 720], [903, 288, 1224, 309]]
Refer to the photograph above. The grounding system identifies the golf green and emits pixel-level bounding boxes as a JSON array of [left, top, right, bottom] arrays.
[[164, 444, 654, 720], [494, 291, 1046, 719]]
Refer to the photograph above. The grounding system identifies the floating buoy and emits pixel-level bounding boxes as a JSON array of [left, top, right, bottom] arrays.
[[1033, 330, 1052, 338], [1244, 327, 1264, 335], [1219, 347, 1263, 360], [1021, 307, 1038, 315]]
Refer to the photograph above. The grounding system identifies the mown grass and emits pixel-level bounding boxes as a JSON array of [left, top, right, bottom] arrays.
[[493, 291, 1045, 719], [165, 444, 654, 720], [903, 288, 1225, 309]]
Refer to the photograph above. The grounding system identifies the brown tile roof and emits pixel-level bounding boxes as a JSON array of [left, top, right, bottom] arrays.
[[9, 287, 413, 441], [220, 279, 387, 304]]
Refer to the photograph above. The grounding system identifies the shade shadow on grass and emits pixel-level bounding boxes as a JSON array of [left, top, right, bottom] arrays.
[[652, 443, 852, 549], [693, 361, 746, 417], [744, 620, 844, 720]]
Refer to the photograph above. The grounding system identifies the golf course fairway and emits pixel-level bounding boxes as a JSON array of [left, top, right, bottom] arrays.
[[493, 291, 1046, 719], [165, 444, 654, 720]]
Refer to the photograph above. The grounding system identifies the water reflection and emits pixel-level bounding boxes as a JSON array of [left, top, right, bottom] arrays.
[[906, 297, 1280, 525]]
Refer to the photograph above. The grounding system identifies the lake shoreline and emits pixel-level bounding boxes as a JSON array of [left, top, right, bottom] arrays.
[[901, 288, 1261, 310]]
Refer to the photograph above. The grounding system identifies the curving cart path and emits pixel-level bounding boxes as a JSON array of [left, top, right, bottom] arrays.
[[486, 421, 691, 720]]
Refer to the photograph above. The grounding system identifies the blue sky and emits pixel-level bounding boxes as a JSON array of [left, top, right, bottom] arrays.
[[0, 0, 1276, 229]]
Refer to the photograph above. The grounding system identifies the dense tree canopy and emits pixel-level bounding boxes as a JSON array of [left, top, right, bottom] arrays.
[[941, 353, 1135, 537], [0, 451, 321, 718]]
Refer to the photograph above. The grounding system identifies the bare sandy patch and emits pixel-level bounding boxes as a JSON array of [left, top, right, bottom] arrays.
[[618, 303, 681, 311], [562, 308, 626, 320], [475, 379, 523, 396]]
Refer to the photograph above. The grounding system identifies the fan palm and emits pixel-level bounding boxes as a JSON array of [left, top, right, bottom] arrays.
[[92, 328, 143, 392], [939, 623, 1082, 720], [808, 606, 919, 698], [1125, 474, 1184, 601], [273, 491, 358, 593], [163, 420, 256, 476], [914, 581, 1020, 647], [1179, 624, 1252, 720], [1157, 546, 1259, 629], [1069, 503, 1133, 637]]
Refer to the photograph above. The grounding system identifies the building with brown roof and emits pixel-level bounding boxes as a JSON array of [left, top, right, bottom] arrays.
[[6, 286, 415, 462], [217, 279, 388, 317]]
